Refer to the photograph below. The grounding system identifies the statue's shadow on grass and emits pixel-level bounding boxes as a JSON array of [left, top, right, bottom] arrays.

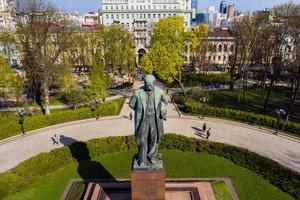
[[191, 127, 207, 139], [59, 135, 115, 181]]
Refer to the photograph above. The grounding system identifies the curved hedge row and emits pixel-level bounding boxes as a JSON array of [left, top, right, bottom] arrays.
[[184, 100, 300, 136], [0, 134, 299, 199], [0, 98, 125, 140]]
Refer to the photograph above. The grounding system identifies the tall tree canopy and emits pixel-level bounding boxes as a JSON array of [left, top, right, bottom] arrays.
[[141, 16, 187, 96], [15, 0, 75, 115]]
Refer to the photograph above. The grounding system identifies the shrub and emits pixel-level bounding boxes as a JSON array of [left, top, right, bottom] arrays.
[[0, 134, 299, 199], [0, 98, 125, 140], [184, 99, 300, 136]]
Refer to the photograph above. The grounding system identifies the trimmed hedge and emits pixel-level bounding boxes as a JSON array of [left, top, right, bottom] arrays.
[[184, 99, 300, 136], [0, 134, 299, 199], [0, 98, 125, 140]]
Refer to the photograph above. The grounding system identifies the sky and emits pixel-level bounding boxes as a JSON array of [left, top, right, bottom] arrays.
[[49, 0, 300, 13]]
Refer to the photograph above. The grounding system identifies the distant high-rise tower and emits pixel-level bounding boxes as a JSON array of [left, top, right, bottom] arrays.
[[227, 4, 235, 19], [191, 0, 197, 9], [219, 0, 227, 14]]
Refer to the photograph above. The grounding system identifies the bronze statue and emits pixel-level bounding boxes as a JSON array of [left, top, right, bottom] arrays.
[[129, 75, 169, 167]]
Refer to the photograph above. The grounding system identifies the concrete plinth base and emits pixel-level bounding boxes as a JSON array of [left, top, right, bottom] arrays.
[[72, 181, 218, 200]]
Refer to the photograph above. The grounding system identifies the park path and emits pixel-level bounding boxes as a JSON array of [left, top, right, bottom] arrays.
[[0, 99, 300, 174]]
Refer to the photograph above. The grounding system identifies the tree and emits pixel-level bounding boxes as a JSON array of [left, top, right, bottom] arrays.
[[231, 14, 266, 103], [185, 23, 209, 73], [15, 0, 75, 115], [103, 25, 135, 75], [59, 63, 86, 110], [0, 55, 24, 106], [85, 53, 110, 101], [272, 2, 300, 120], [141, 16, 187, 98]]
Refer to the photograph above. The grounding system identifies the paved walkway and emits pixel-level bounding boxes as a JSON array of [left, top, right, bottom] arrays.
[[0, 99, 300, 174]]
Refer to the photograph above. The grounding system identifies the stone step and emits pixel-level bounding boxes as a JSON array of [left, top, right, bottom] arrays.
[[83, 183, 109, 200]]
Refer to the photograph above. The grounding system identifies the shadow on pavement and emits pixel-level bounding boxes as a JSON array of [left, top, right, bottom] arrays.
[[191, 126, 207, 139], [60, 135, 115, 180]]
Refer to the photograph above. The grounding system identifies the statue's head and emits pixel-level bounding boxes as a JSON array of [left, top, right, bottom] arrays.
[[144, 75, 156, 91]]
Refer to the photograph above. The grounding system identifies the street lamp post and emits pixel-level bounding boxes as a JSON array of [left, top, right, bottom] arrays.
[[274, 108, 286, 135]]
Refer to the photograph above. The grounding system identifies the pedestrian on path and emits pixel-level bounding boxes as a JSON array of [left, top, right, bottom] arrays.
[[129, 112, 133, 121], [206, 128, 211, 139], [202, 123, 207, 132], [51, 134, 59, 145]]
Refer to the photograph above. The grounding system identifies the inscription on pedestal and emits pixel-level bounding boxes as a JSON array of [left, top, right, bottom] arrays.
[[131, 170, 165, 200]]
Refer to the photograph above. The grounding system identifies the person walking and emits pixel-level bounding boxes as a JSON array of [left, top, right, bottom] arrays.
[[206, 128, 211, 139], [129, 112, 133, 121], [202, 123, 207, 132]]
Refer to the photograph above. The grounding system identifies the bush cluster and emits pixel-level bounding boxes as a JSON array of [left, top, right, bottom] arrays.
[[0, 134, 299, 199], [184, 100, 300, 136], [0, 98, 125, 140]]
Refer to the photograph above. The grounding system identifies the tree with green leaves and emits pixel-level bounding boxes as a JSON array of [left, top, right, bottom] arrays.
[[15, 0, 75, 115], [86, 53, 110, 101], [0, 55, 24, 107], [59, 67, 86, 110], [103, 25, 135, 75], [185, 23, 209, 73], [141, 16, 187, 98]]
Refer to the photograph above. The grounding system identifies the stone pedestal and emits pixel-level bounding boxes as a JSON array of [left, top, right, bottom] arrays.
[[131, 154, 165, 200]]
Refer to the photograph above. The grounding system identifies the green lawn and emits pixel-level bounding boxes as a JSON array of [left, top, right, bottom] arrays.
[[212, 182, 233, 200], [4, 150, 293, 200], [0, 98, 124, 140], [207, 86, 290, 115]]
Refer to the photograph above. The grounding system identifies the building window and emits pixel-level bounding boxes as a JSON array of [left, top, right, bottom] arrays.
[[116, 5, 118, 9], [106, 14, 109, 19], [126, 5, 128, 9], [213, 45, 217, 52], [148, 14, 151, 18], [213, 56, 216, 60], [111, 14, 114, 19], [230, 45, 234, 52], [158, 14, 161, 18], [218, 56, 221, 61], [153, 14, 156, 18], [148, 5, 151, 9], [131, 5, 134, 9], [116, 14, 119, 19], [224, 44, 228, 52], [127, 14, 129, 19], [218, 44, 222, 52]]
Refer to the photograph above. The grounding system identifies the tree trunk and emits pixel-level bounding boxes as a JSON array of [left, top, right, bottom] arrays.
[[178, 80, 187, 100], [229, 67, 235, 90], [242, 71, 248, 103], [43, 82, 51, 115], [285, 81, 299, 121], [263, 78, 275, 112]]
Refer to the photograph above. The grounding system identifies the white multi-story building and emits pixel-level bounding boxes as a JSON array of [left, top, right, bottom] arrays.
[[206, 6, 226, 29], [100, 0, 192, 62], [0, 0, 16, 31]]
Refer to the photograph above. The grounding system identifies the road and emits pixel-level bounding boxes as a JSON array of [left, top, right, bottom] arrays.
[[0, 100, 299, 174]]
